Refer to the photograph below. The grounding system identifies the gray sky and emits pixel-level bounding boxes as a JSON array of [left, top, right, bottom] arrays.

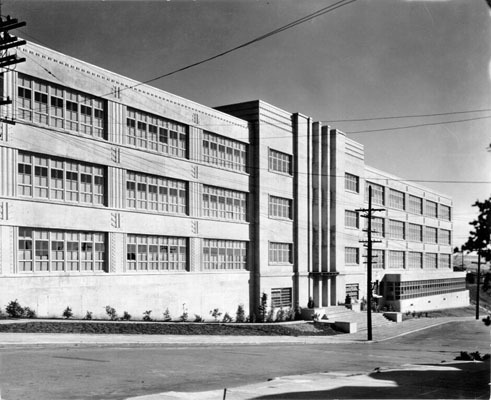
[[6, 0, 491, 246]]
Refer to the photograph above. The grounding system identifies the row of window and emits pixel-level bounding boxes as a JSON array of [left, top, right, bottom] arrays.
[[345, 247, 451, 269], [17, 228, 248, 273], [344, 210, 451, 245], [202, 186, 247, 221], [385, 278, 466, 301], [18, 74, 248, 173], [345, 173, 451, 220]]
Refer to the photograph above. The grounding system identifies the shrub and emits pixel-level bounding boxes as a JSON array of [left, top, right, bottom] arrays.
[[143, 310, 153, 321], [236, 304, 246, 323], [163, 308, 172, 322], [105, 306, 118, 321], [258, 293, 268, 322], [210, 308, 222, 322], [179, 311, 189, 322], [285, 307, 295, 321], [62, 306, 73, 319], [122, 311, 131, 321], [275, 308, 285, 322], [23, 307, 36, 319], [222, 312, 233, 323], [266, 307, 275, 322], [84, 311, 93, 320], [6, 299, 25, 318], [194, 314, 203, 322]]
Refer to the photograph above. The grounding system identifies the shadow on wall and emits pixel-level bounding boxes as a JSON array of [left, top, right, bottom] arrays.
[[252, 360, 490, 399]]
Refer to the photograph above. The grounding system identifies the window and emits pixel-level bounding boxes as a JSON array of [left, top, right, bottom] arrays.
[[203, 239, 247, 270], [408, 223, 423, 242], [408, 195, 423, 215], [18, 228, 106, 272], [388, 250, 405, 269], [126, 171, 187, 214], [439, 229, 451, 245], [127, 234, 187, 271], [388, 189, 405, 210], [345, 210, 359, 229], [440, 205, 451, 221], [365, 216, 384, 237], [268, 149, 292, 175], [345, 173, 359, 193], [203, 186, 247, 221], [18, 73, 107, 139], [372, 249, 385, 269], [386, 278, 465, 301], [425, 200, 438, 218], [202, 132, 247, 172], [18, 151, 106, 206], [126, 108, 188, 158], [424, 226, 438, 244], [271, 288, 292, 308], [439, 254, 451, 269], [269, 242, 293, 264], [408, 252, 423, 269], [345, 284, 359, 301], [388, 219, 405, 240], [345, 247, 359, 265], [365, 182, 385, 205], [425, 253, 438, 269]]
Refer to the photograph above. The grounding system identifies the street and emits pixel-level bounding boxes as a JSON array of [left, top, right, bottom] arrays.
[[0, 320, 488, 399]]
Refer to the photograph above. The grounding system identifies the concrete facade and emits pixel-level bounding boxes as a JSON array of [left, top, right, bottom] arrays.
[[0, 41, 468, 319]]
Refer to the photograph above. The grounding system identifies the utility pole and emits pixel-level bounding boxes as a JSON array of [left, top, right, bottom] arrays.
[[472, 253, 481, 320], [357, 186, 384, 341]]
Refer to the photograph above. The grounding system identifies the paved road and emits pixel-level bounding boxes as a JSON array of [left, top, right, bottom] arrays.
[[0, 320, 488, 399]]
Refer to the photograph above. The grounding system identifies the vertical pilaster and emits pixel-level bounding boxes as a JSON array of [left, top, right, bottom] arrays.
[[188, 181, 201, 218], [188, 126, 202, 163], [189, 237, 201, 272], [108, 167, 125, 209], [108, 102, 125, 144], [109, 232, 125, 273], [0, 146, 17, 197], [0, 225, 15, 275]]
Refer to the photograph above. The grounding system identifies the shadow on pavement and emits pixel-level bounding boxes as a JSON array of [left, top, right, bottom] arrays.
[[253, 361, 490, 399]]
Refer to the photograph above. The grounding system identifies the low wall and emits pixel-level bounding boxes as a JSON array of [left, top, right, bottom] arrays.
[[0, 272, 250, 320], [390, 290, 469, 313]]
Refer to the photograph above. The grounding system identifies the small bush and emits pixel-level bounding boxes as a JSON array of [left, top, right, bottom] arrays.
[[179, 311, 189, 322], [6, 299, 25, 318], [62, 306, 73, 319], [210, 308, 222, 322], [236, 304, 246, 323], [258, 293, 268, 322], [163, 308, 171, 322], [222, 312, 233, 323], [143, 310, 153, 321], [84, 311, 93, 320], [285, 307, 295, 321], [275, 308, 285, 322], [23, 307, 36, 319], [122, 311, 131, 321], [266, 307, 275, 322], [105, 306, 118, 321], [194, 314, 203, 322]]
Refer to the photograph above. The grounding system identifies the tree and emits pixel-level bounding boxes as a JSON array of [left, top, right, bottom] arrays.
[[462, 197, 491, 261]]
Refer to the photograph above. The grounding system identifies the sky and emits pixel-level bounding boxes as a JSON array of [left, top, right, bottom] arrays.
[[4, 0, 490, 246]]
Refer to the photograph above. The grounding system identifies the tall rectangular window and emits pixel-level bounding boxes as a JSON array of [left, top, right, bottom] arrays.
[[269, 196, 292, 220], [365, 182, 385, 205], [425, 200, 438, 218], [345, 284, 360, 301], [440, 205, 451, 221], [18, 228, 106, 272], [408, 223, 423, 242], [269, 242, 293, 264], [408, 252, 423, 269], [439, 229, 451, 245], [126, 171, 187, 214], [18, 73, 107, 139], [408, 195, 423, 214], [388, 219, 405, 240], [388, 189, 405, 210], [439, 254, 451, 269], [127, 234, 187, 271], [17, 151, 106, 206], [203, 186, 247, 221], [425, 253, 438, 269], [388, 250, 405, 269], [345, 247, 360, 265], [345, 173, 359, 193], [271, 288, 292, 308], [345, 210, 359, 228], [268, 149, 292, 175], [203, 239, 247, 270], [126, 108, 188, 159], [202, 132, 247, 172], [424, 226, 438, 244]]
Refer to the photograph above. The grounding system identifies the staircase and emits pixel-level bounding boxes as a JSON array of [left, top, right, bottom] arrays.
[[323, 306, 394, 331]]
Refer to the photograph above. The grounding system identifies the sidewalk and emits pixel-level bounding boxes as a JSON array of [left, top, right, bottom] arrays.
[[0, 316, 476, 347]]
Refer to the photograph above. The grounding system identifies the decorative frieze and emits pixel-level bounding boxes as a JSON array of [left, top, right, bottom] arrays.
[[110, 212, 121, 229]]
